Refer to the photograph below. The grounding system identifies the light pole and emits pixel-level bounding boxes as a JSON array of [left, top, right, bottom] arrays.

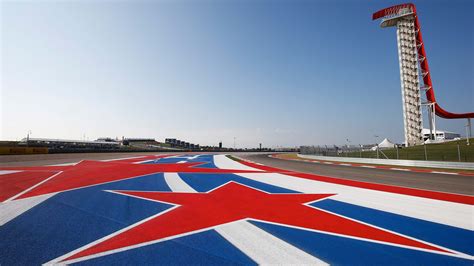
[[466, 118, 471, 145], [345, 139, 351, 157], [27, 130, 32, 147], [374, 135, 379, 159]]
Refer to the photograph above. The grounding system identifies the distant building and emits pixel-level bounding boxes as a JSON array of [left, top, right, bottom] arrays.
[[165, 138, 177, 145], [422, 129, 461, 141], [124, 138, 155, 142], [20, 138, 120, 149], [96, 137, 119, 143], [165, 138, 199, 149]]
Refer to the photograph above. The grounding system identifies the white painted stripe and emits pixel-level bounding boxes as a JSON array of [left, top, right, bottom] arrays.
[[164, 173, 194, 192], [132, 159, 155, 164], [176, 160, 187, 164], [187, 155, 199, 160], [0, 193, 56, 225], [360, 165, 376, 168], [340, 163, 351, 166], [101, 156, 148, 162], [164, 172, 324, 264], [431, 171, 459, 176], [235, 173, 473, 230], [0, 170, 21, 175], [4, 171, 62, 203], [215, 221, 327, 265], [49, 162, 79, 166], [390, 168, 411, 171], [213, 154, 262, 171]]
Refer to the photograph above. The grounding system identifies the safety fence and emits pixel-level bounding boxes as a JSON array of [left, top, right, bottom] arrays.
[[300, 142, 474, 163], [297, 154, 474, 170]]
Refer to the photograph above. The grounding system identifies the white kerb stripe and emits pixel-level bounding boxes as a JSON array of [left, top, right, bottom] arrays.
[[163, 172, 325, 264], [213, 154, 262, 171], [391, 168, 410, 171]]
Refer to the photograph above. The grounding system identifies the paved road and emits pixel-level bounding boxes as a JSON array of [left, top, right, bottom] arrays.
[[239, 153, 473, 195]]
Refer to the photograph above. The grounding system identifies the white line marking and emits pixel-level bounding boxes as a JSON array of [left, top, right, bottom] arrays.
[[187, 155, 199, 160], [0, 170, 21, 175], [390, 168, 411, 171], [101, 156, 148, 162], [215, 221, 327, 265], [132, 159, 155, 164], [431, 171, 459, 175], [164, 173, 193, 192], [339, 163, 352, 166], [49, 162, 79, 166], [4, 171, 63, 203], [360, 165, 376, 168]]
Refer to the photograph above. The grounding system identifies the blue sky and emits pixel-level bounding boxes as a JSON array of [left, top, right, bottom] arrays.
[[1, 0, 472, 148]]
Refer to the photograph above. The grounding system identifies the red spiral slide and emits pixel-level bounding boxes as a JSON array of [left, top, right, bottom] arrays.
[[373, 3, 474, 119]]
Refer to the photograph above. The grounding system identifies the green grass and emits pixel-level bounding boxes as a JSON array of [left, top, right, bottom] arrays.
[[226, 154, 241, 162], [343, 138, 474, 162]]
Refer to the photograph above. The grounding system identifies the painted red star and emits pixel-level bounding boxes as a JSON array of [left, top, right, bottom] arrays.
[[60, 182, 451, 263]]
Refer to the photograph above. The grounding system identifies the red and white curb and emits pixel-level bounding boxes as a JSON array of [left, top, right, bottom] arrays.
[[268, 155, 474, 177]]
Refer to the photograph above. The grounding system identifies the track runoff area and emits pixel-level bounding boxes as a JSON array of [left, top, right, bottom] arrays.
[[0, 154, 472, 265]]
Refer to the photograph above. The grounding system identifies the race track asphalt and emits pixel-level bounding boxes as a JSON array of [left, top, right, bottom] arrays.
[[239, 153, 473, 196]]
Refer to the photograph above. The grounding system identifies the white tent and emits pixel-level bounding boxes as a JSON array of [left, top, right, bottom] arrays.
[[371, 138, 396, 150], [377, 138, 396, 149]]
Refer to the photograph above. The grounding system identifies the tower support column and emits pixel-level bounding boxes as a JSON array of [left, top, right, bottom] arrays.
[[396, 18, 423, 146]]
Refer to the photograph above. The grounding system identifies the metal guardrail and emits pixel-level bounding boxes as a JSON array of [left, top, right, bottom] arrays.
[[297, 154, 474, 170]]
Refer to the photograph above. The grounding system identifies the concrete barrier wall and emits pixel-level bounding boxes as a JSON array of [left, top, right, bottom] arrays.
[[297, 154, 474, 170]]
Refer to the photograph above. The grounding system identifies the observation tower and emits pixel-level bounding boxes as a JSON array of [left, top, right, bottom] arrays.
[[372, 3, 473, 146]]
